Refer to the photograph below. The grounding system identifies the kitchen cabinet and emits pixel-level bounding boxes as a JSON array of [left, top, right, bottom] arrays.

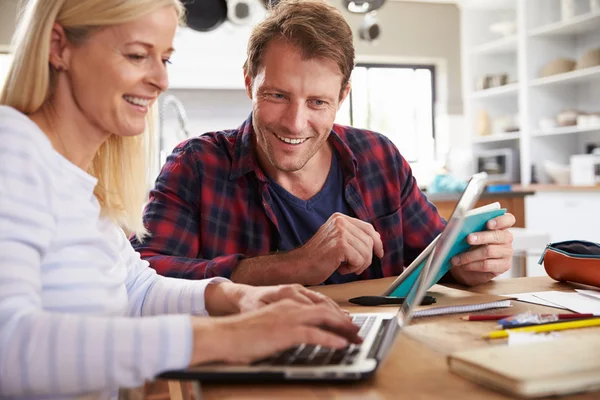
[[525, 189, 600, 243], [460, 0, 600, 185]]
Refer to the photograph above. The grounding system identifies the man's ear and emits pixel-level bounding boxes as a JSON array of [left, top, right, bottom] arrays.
[[338, 83, 351, 110], [243, 68, 253, 99], [49, 23, 71, 71]]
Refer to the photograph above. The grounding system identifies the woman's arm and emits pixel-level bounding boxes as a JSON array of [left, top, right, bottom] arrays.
[[0, 123, 193, 396]]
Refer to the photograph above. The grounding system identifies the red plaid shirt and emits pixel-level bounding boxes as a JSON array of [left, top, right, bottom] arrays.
[[132, 115, 446, 281]]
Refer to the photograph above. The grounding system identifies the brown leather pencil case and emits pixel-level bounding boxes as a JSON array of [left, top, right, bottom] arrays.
[[539, 240, 600, 288]]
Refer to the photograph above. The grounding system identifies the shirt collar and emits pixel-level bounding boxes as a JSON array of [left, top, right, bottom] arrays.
[[229, 114, 358, 181]]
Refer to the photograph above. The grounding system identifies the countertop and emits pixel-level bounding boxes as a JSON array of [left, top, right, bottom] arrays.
[[424, 190, 535, 202]]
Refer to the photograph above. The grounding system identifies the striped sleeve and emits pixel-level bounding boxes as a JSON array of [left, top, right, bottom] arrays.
[[117, 226, 229, 317], [0, 122, 193, 396]]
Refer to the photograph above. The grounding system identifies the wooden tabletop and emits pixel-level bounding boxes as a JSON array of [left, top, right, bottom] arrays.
[[173, 277, 600, 400]]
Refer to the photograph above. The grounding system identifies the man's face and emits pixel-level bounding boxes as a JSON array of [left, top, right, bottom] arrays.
[[245, 39, 350, 175]]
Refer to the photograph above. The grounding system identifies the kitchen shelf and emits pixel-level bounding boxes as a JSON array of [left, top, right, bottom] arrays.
[[528, 12, 600, 37], [470, 35, 518, 56], [529, 65, 600, 88], [472, 132, 520, 143], [469, 83, 519, 99], [532, 125, 600, 137]]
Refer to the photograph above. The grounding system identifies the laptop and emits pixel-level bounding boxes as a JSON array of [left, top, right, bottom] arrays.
[[158, 172, 488, 383]]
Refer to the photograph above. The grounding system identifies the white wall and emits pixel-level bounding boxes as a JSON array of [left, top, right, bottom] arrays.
[[0, 0, 18, 50]]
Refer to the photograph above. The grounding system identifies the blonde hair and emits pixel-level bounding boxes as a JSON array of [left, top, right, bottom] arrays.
[[0, 0, 185, 239]]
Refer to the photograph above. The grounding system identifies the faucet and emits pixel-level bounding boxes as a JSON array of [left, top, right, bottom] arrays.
[[159, 94, 191, 167]]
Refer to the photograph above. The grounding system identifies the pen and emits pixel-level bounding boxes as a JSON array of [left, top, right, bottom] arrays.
[[461, 313, 594, 321], [348, 295, 437, 306], [482, 317, 600, 339]]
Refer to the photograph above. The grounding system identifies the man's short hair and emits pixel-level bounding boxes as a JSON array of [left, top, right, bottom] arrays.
[[244, 0, 355, 95]]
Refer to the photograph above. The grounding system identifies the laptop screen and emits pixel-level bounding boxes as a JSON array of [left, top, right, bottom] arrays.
[[395, 172, 488, 328]]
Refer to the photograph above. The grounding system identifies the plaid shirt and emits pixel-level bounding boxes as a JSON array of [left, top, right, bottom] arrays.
[[132, 115, 446, 282]]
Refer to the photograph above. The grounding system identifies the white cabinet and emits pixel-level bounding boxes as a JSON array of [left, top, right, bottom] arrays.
[[168, 2, 266, 90], [460, 0, 600, 185], [525, 191, 600, 243]]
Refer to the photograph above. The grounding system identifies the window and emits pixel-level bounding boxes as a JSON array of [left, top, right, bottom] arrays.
[[336, 64, 436, 163]]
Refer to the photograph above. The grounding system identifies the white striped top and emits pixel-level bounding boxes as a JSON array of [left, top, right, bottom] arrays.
[[0, 106, 223, 399]]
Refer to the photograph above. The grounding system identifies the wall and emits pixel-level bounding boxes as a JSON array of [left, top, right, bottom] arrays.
[[0, 0, 18, 50], [335, 1, 463, 115]]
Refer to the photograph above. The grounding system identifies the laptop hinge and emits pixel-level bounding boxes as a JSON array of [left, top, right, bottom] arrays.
[[368, 319, 399, 361]]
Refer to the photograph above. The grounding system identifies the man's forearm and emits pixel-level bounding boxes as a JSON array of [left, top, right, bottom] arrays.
[[231, 250, 308, 285]]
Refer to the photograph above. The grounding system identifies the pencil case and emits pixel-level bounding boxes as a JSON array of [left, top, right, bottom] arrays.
[[539, 240, 600, 288]]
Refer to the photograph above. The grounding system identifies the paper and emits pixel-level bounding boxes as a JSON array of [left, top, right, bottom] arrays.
[[507, 331, 560, 346], [532, 291, 600, 314], [576, 289, 600, 301], [502, 291, 569, 310]]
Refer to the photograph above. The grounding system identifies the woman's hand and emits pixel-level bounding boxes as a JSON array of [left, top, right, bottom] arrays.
[[189, 300, 362, 366], [205, 282, 343, 315]]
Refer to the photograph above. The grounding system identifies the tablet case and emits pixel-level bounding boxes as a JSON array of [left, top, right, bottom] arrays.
[[387, 208, 507, 298]]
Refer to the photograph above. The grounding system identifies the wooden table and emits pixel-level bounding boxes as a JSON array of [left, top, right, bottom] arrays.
[[167, 277, 600, 400]]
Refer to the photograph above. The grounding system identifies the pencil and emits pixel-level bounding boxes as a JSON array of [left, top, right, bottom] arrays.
[[461, 313, 594, 321], [482, 317, 600, 339]]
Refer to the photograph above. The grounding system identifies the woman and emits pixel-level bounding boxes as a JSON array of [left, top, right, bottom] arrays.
[[0, 0, 360, 398]]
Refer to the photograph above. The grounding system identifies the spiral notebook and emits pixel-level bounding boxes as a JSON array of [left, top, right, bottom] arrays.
[[413, 285, 514, 318], [414, 299, 512, 318]]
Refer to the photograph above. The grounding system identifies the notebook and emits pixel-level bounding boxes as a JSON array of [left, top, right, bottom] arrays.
[[414, 300, 511, 318], [383, 202, 507, 298], [413, 284, 513, 318], [447, 333, 600, 398]]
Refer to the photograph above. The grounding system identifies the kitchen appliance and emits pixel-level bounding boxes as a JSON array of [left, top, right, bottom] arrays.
[[570, 153, 600, 186], [475, 148, 518, 183]]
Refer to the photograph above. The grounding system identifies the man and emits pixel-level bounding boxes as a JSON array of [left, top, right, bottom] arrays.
[[132, 0, 515, 287]]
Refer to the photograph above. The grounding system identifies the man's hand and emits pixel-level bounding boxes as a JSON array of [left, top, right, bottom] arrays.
[[230, 213, 384, 286], [449, 213, 516, 286], [294, 213, 384, 285]]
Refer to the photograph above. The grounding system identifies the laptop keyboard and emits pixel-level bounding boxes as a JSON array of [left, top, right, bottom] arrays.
[[252, 315, 377, 367]]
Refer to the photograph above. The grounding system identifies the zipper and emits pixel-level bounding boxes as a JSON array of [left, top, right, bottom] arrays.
[[538, 243, 551, 265], [538, 240, 600, 265]]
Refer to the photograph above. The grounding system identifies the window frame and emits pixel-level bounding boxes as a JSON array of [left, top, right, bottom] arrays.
[[346, 62, 437, 162]]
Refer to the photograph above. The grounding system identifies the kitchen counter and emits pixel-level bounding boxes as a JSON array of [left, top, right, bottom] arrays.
[[424, 189, 535, 228], [424, 190, 534, 202]]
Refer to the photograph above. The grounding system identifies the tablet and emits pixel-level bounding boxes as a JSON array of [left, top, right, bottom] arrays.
[[382, 173, 493, 297]]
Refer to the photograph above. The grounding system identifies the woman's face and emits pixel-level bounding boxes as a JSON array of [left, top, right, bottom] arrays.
[[58, 6, 178, 137]]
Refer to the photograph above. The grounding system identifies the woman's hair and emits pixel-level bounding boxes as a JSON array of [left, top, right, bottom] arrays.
[[244, 0, 355, 97], [0, 0, 185, 239]]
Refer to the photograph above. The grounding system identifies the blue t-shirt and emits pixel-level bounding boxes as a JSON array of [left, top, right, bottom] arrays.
[[267, 151, 359, 284]]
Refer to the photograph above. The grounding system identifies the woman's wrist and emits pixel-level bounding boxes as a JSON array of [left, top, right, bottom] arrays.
[[204, 281, 245, 316]]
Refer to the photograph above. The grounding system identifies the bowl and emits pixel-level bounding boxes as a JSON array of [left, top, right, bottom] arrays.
[[540, 58, 576, 78], [543, 160, 571, 185]]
